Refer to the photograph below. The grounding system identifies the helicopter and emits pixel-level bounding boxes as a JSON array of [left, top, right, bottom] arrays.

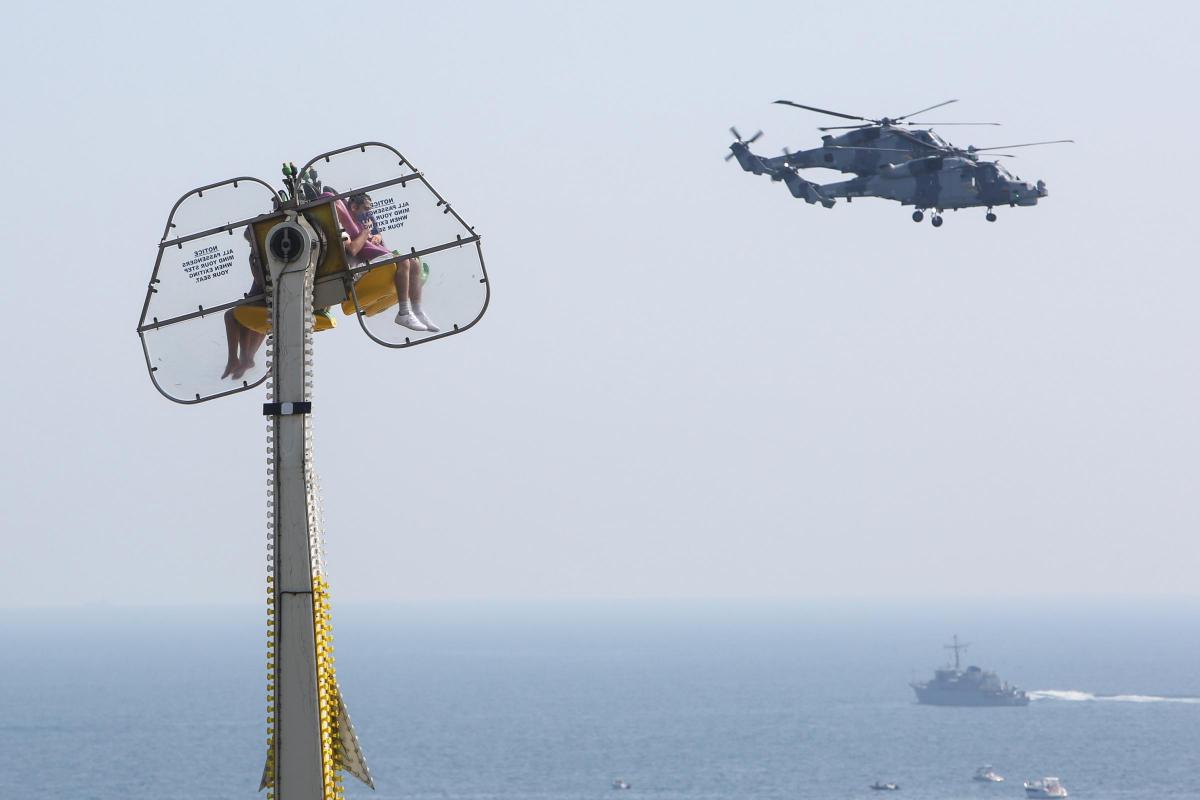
[[727, 99, 1072, 226]]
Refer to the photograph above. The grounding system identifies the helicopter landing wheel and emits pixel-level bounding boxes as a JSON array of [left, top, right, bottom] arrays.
[[912, 210, 924, 223], [931, 215, 943, 228], [986, 211, 997, 222]]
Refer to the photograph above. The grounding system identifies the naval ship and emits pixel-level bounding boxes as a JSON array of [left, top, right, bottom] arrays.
[[910, 636, 1029, 707]]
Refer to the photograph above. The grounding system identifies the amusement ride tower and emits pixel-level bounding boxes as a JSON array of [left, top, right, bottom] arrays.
[[136, 143, 490, 799]]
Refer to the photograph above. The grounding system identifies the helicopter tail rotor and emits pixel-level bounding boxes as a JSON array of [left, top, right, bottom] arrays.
[[726, 126, 765, 173], [725, 127, 764, 160]]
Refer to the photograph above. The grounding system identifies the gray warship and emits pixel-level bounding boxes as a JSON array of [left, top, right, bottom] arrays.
[[910, 636, 1029, 707]]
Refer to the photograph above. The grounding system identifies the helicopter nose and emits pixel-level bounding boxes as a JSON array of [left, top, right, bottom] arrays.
[[1036, 179, 1048, 198]]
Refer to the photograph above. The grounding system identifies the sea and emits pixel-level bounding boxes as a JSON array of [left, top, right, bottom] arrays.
[[2, 598, 1197, 800]]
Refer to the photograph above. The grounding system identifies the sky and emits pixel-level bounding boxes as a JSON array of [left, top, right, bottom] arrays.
[[0, 1, 1196, 607]]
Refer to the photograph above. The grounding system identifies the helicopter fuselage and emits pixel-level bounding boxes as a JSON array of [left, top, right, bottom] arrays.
[[758, 150, 1047, 217], [767, 126, 947, 176], [868, 157, 1046, 209]]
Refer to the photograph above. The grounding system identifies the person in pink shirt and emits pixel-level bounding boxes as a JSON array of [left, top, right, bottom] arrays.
[[336, 192, 437, 332]]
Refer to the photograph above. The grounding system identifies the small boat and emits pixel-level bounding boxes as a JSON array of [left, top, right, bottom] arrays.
[[973, 765, 1004, 783], [1024, 777, 1068, 798], [870, 782, 900, 791], [612, 779, 632, 790]]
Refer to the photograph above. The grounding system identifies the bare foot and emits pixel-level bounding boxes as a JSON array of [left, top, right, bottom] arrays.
[[231, 356, 255, 381], [221, 357, 238, 379]]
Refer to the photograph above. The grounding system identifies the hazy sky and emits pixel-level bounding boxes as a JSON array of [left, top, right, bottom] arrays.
[[1, 1, 1196, 607]]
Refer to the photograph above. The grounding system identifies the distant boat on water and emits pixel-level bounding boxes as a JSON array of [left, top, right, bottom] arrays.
[[1024, 777, 1068, 797], [612, 778, 632, 790], [973, 765, 1004, 782], [910, 636, 1029, 707]]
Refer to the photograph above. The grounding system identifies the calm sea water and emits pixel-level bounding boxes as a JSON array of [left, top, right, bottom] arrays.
[[2, 599, 1197, 800]]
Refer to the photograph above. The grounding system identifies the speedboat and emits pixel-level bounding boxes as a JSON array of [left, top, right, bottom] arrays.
[[1024, 777, 1068, 798], [612, 779, 632, 790], [870, 782, 900, 791], [973, 765, 1004, 782]]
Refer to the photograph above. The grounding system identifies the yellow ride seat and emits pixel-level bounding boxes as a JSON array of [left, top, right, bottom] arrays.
[[340, 263, 399, 317], [233, 305, 337, 334]]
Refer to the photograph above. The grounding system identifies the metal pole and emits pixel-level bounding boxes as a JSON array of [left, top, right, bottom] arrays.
[[257, 207, 373, 800], [263, 217, 325, 800]]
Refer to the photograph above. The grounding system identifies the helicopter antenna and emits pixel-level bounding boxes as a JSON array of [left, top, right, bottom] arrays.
[[945, 635, 970, 670]]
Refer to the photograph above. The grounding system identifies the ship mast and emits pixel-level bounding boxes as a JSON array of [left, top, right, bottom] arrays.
[[945, 635, 970, 670]]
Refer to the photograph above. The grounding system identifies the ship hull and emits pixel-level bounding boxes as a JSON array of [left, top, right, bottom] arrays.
[[912, 685, 1030, 707]]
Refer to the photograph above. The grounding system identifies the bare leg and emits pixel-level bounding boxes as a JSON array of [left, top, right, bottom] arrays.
[[232, 326, 265, 380], [222, 310, 240, 378], [392, 259, 413, 304], [406, 260, 422, 306], [238, 329, 265, 377], [407, 259, 438, 331], [393, 258, 430, 330]]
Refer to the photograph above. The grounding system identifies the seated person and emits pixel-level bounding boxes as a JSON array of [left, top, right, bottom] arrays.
[[336, 192, 438, 332], [223, 228, 267, 380]]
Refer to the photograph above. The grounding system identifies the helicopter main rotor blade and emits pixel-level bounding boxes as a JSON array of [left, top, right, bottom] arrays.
[[729, 126, 763, 144], [773, 100, 871, 123], [971, 139, 1074, 152], [829, 146, 914, 153], [889, 126, 943, 151], [817, 124, 874, 131], [894, 99, 958, 121], [902, 121, 1001, 127]]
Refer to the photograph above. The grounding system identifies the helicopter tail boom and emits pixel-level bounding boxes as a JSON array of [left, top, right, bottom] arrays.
[[728, 141, 770, 175], [777, 170, 835, 208]]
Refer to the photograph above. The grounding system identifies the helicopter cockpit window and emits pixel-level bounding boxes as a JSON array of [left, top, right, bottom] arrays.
[[138, 178, 282, 403], [298, 143, 489, 349]]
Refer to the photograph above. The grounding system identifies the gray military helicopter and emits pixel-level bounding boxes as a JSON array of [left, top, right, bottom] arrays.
[[727, 99, 1072, 226]]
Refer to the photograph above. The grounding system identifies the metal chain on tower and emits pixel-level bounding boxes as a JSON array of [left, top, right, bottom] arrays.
[[261, 252, 280, 798]]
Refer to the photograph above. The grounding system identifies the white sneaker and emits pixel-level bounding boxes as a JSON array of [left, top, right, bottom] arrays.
[[414, 309, 440, 332], [394, 311, 428, 331]]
